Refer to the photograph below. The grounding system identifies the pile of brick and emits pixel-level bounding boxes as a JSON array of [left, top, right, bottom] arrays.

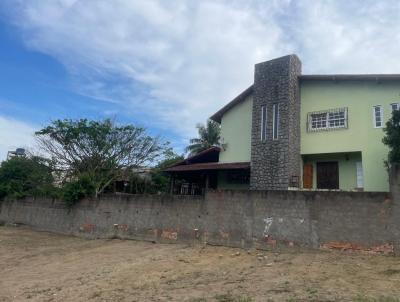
[[320, 241, 393, 255]]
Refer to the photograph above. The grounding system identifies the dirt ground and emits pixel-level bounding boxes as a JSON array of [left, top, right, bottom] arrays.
[[1, 226, 400, 302]]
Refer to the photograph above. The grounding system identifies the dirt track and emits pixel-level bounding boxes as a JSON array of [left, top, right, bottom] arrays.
[[1, 226, 400, 302]]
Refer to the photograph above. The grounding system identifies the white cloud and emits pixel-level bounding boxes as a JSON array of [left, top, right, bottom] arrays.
[[290, 0, 400, 74], [3, 0, 290, 138], [0, 116, 37, 162], [2, 0, 400, 142]]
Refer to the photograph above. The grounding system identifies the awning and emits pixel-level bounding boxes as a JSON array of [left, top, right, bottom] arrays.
[[164, 162, 250, 172]]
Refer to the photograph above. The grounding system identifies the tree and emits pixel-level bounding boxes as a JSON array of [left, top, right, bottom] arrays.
[[150, 151, 184, 193], [0, 156, 55, 199], [383, 110, 400, 165], [186, 119, 220, 155], [35, 119, 170, 197]]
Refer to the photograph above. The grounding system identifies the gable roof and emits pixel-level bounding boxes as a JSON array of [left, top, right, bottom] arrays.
[[209, 85, 253, 123], [210, 74, 400, 124]]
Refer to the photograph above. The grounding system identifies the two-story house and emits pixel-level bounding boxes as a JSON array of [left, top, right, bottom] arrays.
[[165, 55, 400, 193]]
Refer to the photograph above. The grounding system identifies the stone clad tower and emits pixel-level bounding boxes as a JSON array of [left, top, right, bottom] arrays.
[[250, 55, 302, 190]]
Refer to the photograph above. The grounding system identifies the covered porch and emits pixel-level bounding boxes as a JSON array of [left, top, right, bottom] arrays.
[[165, 162, 250, 195], [301, 151, 363, 191], [164, 147, 250, 195]]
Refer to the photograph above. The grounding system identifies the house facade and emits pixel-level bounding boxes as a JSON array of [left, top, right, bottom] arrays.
[[166, 55, 400, 193]]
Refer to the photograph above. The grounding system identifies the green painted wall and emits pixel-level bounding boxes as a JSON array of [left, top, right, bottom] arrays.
[[217, 171, 250, 190], [303, 152, 361, 191], [219, 95, 253, 163], [300, 80, 400, 192]]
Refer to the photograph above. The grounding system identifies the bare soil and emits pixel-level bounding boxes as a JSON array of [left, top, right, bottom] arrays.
[[1, 226, 400, 302]]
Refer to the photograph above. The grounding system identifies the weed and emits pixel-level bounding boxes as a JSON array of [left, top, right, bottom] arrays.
[[214, 293, 253, 302], [382, 269, 400, 276], [353, 295, 400, 302]]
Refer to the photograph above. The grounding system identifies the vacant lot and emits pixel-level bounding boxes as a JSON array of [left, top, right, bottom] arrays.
[[1, 227, 400, 302]]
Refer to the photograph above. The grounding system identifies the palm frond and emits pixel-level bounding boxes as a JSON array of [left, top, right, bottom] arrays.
[[186, 119, 221, 155]]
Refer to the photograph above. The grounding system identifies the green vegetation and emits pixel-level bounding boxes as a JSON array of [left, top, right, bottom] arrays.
[[186, 119, 220, 155], [382, 268, 400, 276], [214, 293, 253, 302], [383, 110, 400, 166], [0, 156, 56, 199], [61, 174, 96, 207], [35, 119, 170, 198], [150, 151, 184, 193], [353, 295, 400, 302], [0, 118, 179, 206]]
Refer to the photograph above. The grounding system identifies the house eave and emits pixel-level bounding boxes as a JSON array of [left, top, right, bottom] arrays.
[[299, 74, 400, 82], [209, 85, 253, 123], [164, 162, 250, 172]]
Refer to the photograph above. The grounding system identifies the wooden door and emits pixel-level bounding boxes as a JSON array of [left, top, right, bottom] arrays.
[[317, 162, 339, 189], [303, 164, 313, 189]]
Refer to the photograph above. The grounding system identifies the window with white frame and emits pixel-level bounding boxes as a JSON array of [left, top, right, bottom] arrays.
[[373, 105, 383, 128], [391, 103, 400, 113], [307, 108, 348, 132]]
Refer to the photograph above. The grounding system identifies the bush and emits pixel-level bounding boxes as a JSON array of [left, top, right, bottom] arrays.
[[61, 175, 96, 207], [383, 110, 400, 166], [150, 154, 184, 193], [0, 156, 56, 200]]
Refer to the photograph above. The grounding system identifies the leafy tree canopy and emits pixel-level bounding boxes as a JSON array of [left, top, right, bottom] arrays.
[[186, 119, 220, 155], [35, 119, 170, 197], [383, 110, 400, 165], [0, 156, 55, 199], [150, 151, 184, 193]]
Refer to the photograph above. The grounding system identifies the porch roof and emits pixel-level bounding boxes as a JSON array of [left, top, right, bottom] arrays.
[[164, 162, 250, 172]]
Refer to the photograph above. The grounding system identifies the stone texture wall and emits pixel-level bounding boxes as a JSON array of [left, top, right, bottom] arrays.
[[250, 55, 302, 190], [1, 187, 398, 252]]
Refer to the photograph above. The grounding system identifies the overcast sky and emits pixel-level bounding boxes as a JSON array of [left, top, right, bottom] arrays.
[[0, 0, 399, 160]]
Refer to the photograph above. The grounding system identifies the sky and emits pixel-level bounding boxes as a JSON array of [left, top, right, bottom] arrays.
[[0, 0, 400, 161]]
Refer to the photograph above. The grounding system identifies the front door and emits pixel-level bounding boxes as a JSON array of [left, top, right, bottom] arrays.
[[303, 163, 313, 189], [317, 162, 339, 189]]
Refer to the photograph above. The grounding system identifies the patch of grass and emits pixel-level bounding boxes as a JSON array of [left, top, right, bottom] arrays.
[[214, 293, 253, 302], [189, 298, 207, 302], [306, 287, 318, 299], [382, 269, 400, 276], [353, 295, 400, 302]]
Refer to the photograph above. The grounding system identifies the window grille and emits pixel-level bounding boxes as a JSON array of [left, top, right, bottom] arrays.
[[391, 103, 399, 113], [373, 105, 383, 128], [307, 108, 348, 132]]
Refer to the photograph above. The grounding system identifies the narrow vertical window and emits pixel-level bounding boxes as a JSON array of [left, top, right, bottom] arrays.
[[391, 103, 399, 113], [373, 105, 383, 128], [356, 162, 364, 189], [260, 105, 267, 141], [272, 103, 279, 140]]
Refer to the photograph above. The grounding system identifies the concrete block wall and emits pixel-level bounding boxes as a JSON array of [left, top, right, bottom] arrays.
[[0, 187, 397, 251]]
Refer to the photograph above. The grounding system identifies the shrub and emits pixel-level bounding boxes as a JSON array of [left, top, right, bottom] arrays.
[[0, 156, 56, 200], [383, 110, 400, 166], [61, 175, 96, 207]]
